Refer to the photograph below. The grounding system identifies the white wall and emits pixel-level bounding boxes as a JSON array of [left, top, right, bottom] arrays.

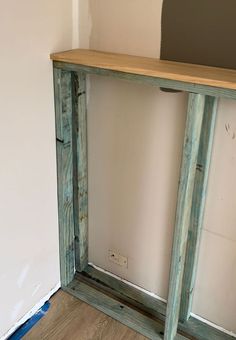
[[79, 0, 236, 333], [0, 1, 72, 338]]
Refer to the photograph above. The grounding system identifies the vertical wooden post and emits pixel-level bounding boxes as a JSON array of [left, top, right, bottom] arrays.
[[164, 93, 205, 340], [180, 96, 218, 322], [72, 71, 88, 272], [53, 67, 75, 286]]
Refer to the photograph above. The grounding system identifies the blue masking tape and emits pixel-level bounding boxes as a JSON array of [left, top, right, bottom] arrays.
[[8, 301, 50, 339]]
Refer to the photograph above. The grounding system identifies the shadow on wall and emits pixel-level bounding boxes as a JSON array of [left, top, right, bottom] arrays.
[[161, 0, 236, 69]]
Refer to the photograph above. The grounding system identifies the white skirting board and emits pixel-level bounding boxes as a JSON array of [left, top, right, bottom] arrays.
[[0, 283, 60, 340], [190, 313, 236, 339], [88, 262, 167, 303]]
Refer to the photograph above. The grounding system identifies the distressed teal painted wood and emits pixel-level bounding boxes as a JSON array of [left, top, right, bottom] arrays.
[[54, 68, 63, 141], [53, 61, 236, 100], [65, 278, 187, 340], [53, 68, 75, 286], [53, 59, 236, 340], [83, 265, 166, 317], [181, 316, 235, 340], [71, 72, 88, 272], [180, 96, 218, 322], [164, 93, 206, 340], [80, 266, 234, 340]]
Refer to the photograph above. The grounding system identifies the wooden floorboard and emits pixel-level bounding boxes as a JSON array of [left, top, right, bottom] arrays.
[[23, 289, 147, 340]]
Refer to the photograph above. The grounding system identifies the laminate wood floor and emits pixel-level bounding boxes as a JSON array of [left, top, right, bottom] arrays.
[[23, 289, 147, 340]]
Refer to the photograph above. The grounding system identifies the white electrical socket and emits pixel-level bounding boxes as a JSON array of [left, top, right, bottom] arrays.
[[108, 249, 128, 268]]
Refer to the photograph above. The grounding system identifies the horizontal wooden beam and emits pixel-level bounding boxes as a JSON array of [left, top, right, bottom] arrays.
[[53, 61, 236, 100], [65, 277, 187, 340], [83, 266, 166, 318], [80, 266, 234, 340], [51, 49, 236, 91]]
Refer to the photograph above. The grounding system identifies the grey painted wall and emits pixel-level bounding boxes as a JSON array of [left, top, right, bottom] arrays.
[[161, 0, 236, 69]]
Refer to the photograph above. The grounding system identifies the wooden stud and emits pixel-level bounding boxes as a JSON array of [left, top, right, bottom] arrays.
[[80, 265, 234, 340], [65, 278, 187, 340], [53, 68, 75, 286], [180, 96, 218, 322], [164, 93, 206, 340], [72, 71, 88, 272], [53, 61, 236, 100], [83, 266, 166, 317]]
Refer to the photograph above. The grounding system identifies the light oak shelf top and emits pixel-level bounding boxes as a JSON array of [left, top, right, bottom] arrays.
[[51, 49, 236, 90]]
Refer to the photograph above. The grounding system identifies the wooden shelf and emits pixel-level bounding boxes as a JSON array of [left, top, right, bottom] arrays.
[[51, 49, 236, 90]]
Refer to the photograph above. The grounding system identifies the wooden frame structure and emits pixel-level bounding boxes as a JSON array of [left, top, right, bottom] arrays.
[[51, 49, 235, 340]]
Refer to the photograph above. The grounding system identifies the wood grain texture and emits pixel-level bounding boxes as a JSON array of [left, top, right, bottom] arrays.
[[72, 71, 88, 272], [65, 279, 187, 340], [180, 96, 218, 322], [80, 266, 235, 340], [83, 265, 166, 317], [66, 281, 164, 340], [51, 49, 236, 90], [54, 68, 75, 286], [164, 94, 205, 340], [53, 61, 236, 100], [23, 290, 147, 340]]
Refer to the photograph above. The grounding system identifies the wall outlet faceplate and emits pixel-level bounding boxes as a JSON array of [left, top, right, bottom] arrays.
[[108, 250, 128, 268]]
